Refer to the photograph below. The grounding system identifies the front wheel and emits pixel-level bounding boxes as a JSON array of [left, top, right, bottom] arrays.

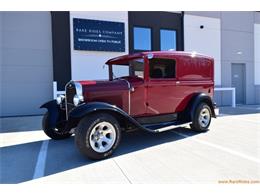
[[75, 113, 121, 160], [190, 103, 212, 132]]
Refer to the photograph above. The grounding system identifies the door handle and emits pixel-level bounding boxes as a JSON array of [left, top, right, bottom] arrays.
[[176, 81, 180, 85]]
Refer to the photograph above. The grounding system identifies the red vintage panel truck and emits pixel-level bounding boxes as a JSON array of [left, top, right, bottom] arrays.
[[41, 51, 217, 160]]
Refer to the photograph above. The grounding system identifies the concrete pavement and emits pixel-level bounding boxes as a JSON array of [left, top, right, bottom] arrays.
[[0, 106, 259, 184]]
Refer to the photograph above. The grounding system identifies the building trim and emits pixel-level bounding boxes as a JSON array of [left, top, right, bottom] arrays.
[[51, 11, 71, 91]]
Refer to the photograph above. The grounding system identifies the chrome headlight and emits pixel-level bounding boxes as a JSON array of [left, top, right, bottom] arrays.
[[56, 95, 65, 104], [73, 82, 84, 106], [73, 94, 84, 106]]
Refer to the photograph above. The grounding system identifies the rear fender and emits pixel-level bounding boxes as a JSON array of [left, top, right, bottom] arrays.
[[189, 93, 216, 120]]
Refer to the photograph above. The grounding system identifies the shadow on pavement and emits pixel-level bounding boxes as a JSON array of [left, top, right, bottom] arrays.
[[0, 141, 43, 183], [0, 127, 201, 183]]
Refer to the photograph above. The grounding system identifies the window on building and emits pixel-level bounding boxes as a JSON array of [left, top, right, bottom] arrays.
[[133, 27, 151, 50], [160, 29, 177, 51], [149, 58, 176, 79]]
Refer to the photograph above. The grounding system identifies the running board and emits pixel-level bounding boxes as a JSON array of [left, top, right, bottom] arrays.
[[143, 121, 191, 133]]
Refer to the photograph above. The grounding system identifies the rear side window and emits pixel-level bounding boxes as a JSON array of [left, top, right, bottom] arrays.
[[149, 58, 176, 79]]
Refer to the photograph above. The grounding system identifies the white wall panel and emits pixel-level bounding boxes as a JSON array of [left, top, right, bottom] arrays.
[[255, 24, 260, 85], [184, 15, 221, 85], [70, 11, 128, 81], [0, 12, 53, 116]]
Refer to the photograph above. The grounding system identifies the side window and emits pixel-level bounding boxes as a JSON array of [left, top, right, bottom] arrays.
[[129, 59, 145, 79], [149, 58, 176, 79]]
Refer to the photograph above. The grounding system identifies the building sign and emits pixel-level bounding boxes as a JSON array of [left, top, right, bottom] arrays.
[[73, 18, 125, 52]]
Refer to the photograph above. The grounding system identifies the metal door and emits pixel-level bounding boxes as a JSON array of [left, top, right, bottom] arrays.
[[231, 63, 245, 104]]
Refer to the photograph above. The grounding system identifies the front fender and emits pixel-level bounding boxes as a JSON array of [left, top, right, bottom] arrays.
[[40, 100, 60, 129], [69, 102, 150, 132], [69, 102, 128, 119]]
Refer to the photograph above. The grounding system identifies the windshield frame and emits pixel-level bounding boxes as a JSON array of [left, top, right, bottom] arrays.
[[108, 57, 145, 81]]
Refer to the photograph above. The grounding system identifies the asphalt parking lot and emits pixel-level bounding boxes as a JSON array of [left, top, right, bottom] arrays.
[[0, 105, 259, 184]]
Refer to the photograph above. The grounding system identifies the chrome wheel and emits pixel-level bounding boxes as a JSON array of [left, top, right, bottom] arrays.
[[89, 122, 116, 153], [198, 108, 210, 128]]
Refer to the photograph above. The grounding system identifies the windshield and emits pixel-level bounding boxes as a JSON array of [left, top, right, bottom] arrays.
[[110, 58, 144, 80]]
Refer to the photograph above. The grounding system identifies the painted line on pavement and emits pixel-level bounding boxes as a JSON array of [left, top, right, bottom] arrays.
[[173, 131, 260, 164], [33, 140, 49, 179]]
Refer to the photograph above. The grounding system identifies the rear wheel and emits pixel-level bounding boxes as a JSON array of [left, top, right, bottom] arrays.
[[190, 103, 212, 132], [75, 113, 121, 160], [42, 112, 72, 140]]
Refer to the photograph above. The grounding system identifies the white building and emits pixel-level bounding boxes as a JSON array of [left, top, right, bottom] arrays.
[[0, 11, 260, 117]]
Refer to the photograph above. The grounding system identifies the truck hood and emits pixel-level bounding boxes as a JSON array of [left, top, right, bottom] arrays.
[[76, 79, 131, 108], [74, 77, 143, 112], [78, 79, 129, 93], [76, 77, 143, 104], [77, 76, 144, 92]]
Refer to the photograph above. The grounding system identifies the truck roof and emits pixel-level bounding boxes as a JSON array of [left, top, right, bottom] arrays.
[[106, 51, 214, 65]]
